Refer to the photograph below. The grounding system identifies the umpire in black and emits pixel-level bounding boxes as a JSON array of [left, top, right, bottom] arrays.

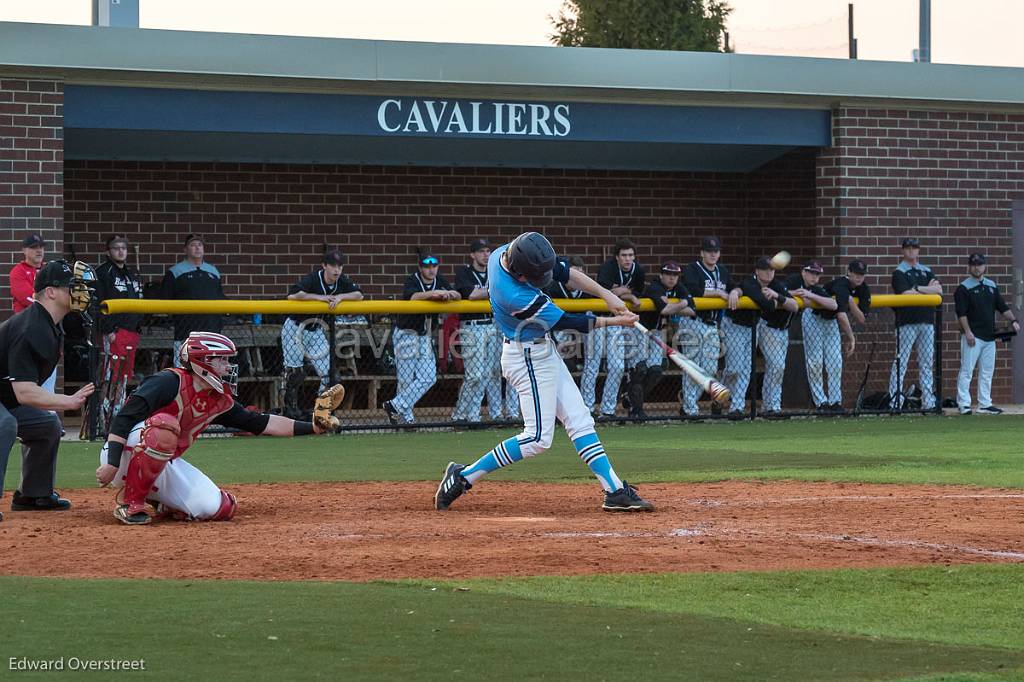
[[0, 261, 95, 520]]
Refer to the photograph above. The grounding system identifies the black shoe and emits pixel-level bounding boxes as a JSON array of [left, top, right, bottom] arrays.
[[831, 403, 847, 414], [629, 408, 648, 419], [603, 481, 654, 512], [727, 410, 745, 421], [815, 404, 831, 415], [435, 462, 472, 511], [979, 406, 1004, 415], [597, 412, 617, 422], [761, 410, 787, 420], [114, 504, 152, 525], [959, 407, 973, 416], [11, 491, 71, 511], [382, 400, 400, 426]]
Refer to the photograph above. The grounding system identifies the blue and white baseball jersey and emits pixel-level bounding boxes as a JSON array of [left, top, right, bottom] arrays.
[[488, 244, 571, 342]]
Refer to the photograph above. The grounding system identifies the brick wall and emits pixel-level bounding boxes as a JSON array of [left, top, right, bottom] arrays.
[[63, 154, 817, 297], [0, 78, 63, 310], [817, 107, 1024, 403]]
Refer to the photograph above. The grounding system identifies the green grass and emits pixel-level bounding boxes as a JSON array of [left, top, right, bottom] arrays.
[[2, 567, 1023, 681], [27, 414, 1024, 491]]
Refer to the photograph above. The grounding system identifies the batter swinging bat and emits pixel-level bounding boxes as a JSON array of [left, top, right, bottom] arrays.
[[632, 321, 731, 403]]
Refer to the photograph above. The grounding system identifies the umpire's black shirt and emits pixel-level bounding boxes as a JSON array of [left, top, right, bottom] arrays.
[[0, 302, 62, 409], [954, 276, 1009, 342], [682, 260, 732, 326], [396, 272, 454, 335]]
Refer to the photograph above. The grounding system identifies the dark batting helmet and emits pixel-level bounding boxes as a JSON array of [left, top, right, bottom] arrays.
[[506, 231, 556, 288]]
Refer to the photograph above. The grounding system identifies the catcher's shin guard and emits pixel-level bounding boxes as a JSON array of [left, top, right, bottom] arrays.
[[208, 491, 237, 521], [120, 414, 180, 516]]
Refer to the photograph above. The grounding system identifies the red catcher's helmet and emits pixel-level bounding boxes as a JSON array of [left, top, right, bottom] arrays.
[[179, 331, 238, 395]]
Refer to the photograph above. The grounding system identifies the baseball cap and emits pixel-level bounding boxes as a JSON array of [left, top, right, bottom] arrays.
[[184, 234, 204, 247], [34, 260, 74, 292], [701, 236, 722, 252], [901, 237, 920, 249], [469, 238, 490, 253], [22, 233, 44, 248], [848, 260, 868, 274], [968, 252, 987, 266], [660, 260, 682, 273], [322, 249, 345, 266], [755, 256, 773, 271], [419, 254, 439, 267], [802, 260, 824, 274]]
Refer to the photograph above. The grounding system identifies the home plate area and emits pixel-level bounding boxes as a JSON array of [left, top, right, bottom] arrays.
[[1, 481, 1021, 582]]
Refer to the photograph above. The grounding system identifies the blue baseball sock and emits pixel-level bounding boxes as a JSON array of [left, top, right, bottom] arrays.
[[461, 437, 523, 484], [573, 432, 623, 492]]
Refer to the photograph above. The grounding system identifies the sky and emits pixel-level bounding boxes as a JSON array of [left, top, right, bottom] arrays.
[[2, 0, 1023, 68]]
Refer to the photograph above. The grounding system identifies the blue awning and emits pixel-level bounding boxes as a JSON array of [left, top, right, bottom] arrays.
[[64, 86, 831, 172]]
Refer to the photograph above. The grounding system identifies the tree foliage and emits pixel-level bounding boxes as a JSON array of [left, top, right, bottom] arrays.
[[550, 0, 731, 52]]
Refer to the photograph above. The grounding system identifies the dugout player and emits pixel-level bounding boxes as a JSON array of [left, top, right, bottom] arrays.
[[681, 236, 735, 416], [811, 260, 872, 412], [95, 235, 144, 416], [721, 257, 798, 418], [954, 253, 1019, 415], [282, 249, 364, 418], [95, 331, 331, 525], [889, 238, 943, 411], [782, 261, 839, 413], [0, 261, 96, 520], [383, 254, 460, 425], [451, 239, 503, 424], [581, 238, 645, 419], [434, 232, 652, 513], [629, 260, 695, 419], [162, 234, 226, 367], [544, 255, 586, 370]]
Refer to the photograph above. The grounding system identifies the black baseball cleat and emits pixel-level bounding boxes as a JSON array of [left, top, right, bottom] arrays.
[[382, 400, 400, 426], [603, 481, 654, 512], [727, 410, 745, 421], [979, 406, 1004, 415], [114, 504, 152, 525], [435, 462, 472, 511], [831, 403, 847, 414], [11, 491, 71, 511]]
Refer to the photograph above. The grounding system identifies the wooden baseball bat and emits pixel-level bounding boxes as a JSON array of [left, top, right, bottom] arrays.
[[633, 321, 731, 403]]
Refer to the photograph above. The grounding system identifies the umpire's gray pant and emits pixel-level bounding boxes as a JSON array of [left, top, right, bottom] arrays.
[[0, 404, 63, 498]]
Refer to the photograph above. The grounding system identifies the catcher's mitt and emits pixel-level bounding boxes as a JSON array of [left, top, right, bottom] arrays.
[[313, 384, 345, 432]]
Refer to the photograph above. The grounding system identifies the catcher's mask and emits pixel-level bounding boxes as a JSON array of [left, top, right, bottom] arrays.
[[180, 331, 239, 396], [70, 260, 97, 321]]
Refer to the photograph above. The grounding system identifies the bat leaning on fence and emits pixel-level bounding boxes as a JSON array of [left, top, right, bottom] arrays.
[[854, 341, 877, 412], [632, 321, 731, 403]]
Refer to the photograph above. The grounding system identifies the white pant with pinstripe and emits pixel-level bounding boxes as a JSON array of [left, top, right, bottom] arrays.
[[502, 336, 595, 458]]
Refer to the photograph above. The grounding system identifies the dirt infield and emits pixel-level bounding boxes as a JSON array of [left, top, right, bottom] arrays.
[[1, 480, 1022, 581]]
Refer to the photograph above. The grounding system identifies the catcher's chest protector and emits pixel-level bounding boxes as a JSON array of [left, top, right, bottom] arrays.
[[154, 368, 235, 457]]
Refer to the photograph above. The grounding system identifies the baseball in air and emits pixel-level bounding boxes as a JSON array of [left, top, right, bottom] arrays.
[[770, 251, 791, 271]]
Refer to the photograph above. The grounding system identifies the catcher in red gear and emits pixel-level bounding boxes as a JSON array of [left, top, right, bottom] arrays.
[[95, 331, 335, 525]]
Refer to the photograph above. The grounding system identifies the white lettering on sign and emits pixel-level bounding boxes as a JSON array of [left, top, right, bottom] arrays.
[[377, 99, 570, 138]]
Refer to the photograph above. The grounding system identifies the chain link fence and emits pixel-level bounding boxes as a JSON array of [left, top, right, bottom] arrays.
[[78, 302, 943, 438]]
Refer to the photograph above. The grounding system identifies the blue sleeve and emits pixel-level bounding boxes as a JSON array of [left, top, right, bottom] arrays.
[[552, 312, 595, 333]]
